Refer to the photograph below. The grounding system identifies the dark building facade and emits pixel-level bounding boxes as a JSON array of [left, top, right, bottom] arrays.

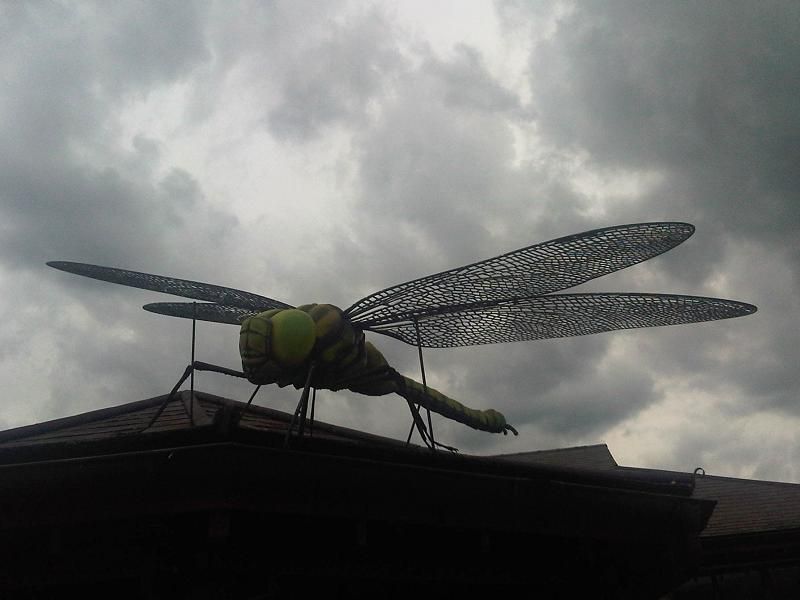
[[0, 391, 796, 598]]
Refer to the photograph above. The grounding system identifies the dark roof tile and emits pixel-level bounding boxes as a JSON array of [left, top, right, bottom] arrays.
[[492, 444, 618, 471], [693, 474, 800, 537]]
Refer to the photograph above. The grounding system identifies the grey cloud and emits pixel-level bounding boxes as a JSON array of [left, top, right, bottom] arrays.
[[0, 159, 237, 274], [526, 2, 800, 246], [346, 62, 530, 287], [451, 335, 656, 437], [1, 3, 210, 155], [428, 44, 521, 114], [0, 2, 224, 273], [665, 417, 800, 482], [266, 9, 404, 140], [0, 3, 244, 426], [97, 1, 210, 89]]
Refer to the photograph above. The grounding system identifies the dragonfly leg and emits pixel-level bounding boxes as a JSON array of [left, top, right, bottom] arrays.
[[238, 384, 263, 424], [192, 361, 248, 378], [413, 319, 437, 450], [142, 364, 194, 432], [401, 399, 459, 451], [298, 385, 313, 438], [284, 362, 317, 446], [405, 399, 432, 448], [309, 387, 316, 437], [141, 361, 248, 432]]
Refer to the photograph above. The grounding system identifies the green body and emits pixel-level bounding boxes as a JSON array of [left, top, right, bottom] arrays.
[[239, 304, 512, 434]]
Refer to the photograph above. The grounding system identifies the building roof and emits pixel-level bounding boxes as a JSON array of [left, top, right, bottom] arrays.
[[494, 443, 619, 471], [493, 444, 800, 540], [4, 389, 799, 600], [0, 391, 691, 494], [5, 390, 795, 542], [4, 389, 799, 596], [0, 389, 713, 520], [0, 391, 718, 599], [693, 473, 800, 537]]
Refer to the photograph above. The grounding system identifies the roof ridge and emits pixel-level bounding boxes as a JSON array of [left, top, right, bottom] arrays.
[[492, 443, 615, 458], [698, 472, 800, 487], [617, 465, 800, 488], [0, 394, 172, 442]]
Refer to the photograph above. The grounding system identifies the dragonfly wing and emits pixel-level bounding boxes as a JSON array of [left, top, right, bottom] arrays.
[[346, 222, 695, 327], [48, 261, 292, 311], [365, 293, 757, 348], [144, 302, 259, 325]]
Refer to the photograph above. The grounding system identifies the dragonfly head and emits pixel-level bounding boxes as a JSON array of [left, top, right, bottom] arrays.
[[239, 308, 316, 382]]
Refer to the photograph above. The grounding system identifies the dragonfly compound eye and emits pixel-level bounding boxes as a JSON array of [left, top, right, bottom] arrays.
[[268, 308, 316, 367], [239, 308, 316, 380], [240, 310, 279, 371]]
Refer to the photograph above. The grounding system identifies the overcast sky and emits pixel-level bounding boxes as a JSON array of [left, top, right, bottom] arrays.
[[2, 1, 798, 482]]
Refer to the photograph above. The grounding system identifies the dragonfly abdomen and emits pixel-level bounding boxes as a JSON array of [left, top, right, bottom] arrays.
[[395, 376, 516, 435]]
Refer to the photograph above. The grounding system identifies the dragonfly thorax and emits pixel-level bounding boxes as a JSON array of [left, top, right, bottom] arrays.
[[238, 304, 366, 387]]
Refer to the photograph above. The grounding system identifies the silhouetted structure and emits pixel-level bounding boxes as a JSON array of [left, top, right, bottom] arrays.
[[48, 221, 756, 442], [0, 391, 796, 598]]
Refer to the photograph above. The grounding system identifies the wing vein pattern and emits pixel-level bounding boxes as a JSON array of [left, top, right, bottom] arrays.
[[345, 222, 695, 328], [47, 261, 292, 311], [143, 302, 258, 325], [367, 293, 757, 348]]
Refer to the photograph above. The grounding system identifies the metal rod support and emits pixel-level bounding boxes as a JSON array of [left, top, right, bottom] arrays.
[[190, 302, 197, 424], [414, 319, 435, 451], [285, 362, 317, 446], [309, 387, 316, 437]]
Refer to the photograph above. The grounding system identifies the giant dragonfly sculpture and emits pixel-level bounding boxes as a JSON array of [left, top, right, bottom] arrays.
[[49, 222, 755, 447]]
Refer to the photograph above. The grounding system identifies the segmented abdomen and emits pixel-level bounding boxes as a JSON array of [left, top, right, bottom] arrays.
[[395, 376, 513, 434]]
